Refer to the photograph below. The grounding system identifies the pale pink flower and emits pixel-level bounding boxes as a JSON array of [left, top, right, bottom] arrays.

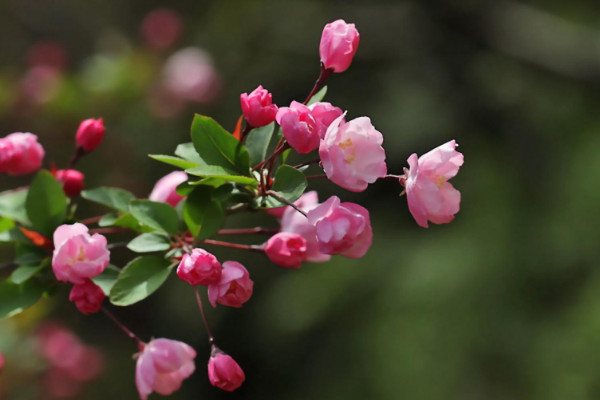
[[75, 118, 105, 152], [280, 191, 331, 263], [149, 171, 187, 207], [208, 261, 253, 308], [208, 350, 245, 392], [177, 248, 222, 286], [240, 85, 278, 127], [135, 338, 196, 400], [319, 19, 360, 73], [69, 279, 105, 314], [264, 232, 307, 269], [1, 132, 45, 175], [163, 47, 220, 103], [276, 101, 321, 154], [308, 102, 344, 138], [307, 196, 372, 258], [52, 223, 110, 284], [55, 169, 85, 197], [404, 140, 464, 228], [319, 114, 387, 192]]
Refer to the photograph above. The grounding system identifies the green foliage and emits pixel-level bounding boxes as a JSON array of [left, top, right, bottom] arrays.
[[9, 261, 47, 284], [0, 189, 30, 225], [109, 256, 173, 306], [25, 171, 67, 236], [307, 85, 327, 105], [99, 213, 142, 231], [127, 232, 171, 253], [81, 187, 136, 213], [0, 279, 47, 319], [148, 154, 198, 170], [264, 165, 307, 207], [185, 165, 257, 185], [129, 200, 179, 235], [175, 142, 203, 164], [91, 265, 120, 296], [246, 122, 275, 166], [182, 186, 225, 239]]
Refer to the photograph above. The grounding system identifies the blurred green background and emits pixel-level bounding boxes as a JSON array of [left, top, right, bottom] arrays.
[[2, 0, 600, 399]]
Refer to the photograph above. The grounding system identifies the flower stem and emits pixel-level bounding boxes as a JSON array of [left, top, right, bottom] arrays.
[[303, 64, 333, 105], [194, 287, 215, 345], [201, 239, 264, 253], [293, 158, 321, 169], [67, 146, 86, 169], [266, 190, 307, 218], [89, 227, 130, 235], [217, 227, 278, 235], [102, 307, 144, 348]]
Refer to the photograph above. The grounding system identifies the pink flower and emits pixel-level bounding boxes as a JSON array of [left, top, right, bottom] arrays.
[[240, 85, 278, 127], [135, 338, 196, 400], [307, 196, 372, 258], [308, 102, 344, 138], [208, 350, 245, 392], [0, 132, 45, 175], [319, 114, 387, 192], [208, 261, 253, 308], [319, 19, 360, 73], [177, 248, 222, 286], [55, 169, 85, 197], [264, 232, 307, 269], [163, 47, 220, 103], [276, 101, 321, 154], [52, 223, 110, 284], [141, 9, 182, 50], [404, 140, 464, 228], [149, 171, 187, 207], [75, 118, 105, 152], [69, 279, 105, 314], [280, 191, 331, 263]]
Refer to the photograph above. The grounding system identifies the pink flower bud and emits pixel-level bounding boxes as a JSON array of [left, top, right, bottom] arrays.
[[319, 19, 360, 73], [264, 232, 307, 269], [208, 351, 245, 392], [319, 114, 387, 192], [207, 261, 253, 308], [308, 102, 344, 138], [276, 101, 321, 154], [307, 196, 372, 258], [177, 248, 222, 286], [135, 338, 196, 400], [52, 223, 110, 284], [149, 171, 187, 207], [240, 85, 278, 127], [55, 169, 85, 197], [404, 140, 464, 228], [75, 118, 105, 152], [69, 279, 105, 314], [0, 133, 45, 175]]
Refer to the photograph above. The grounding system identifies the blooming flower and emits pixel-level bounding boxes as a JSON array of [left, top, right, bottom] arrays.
[[177, 248, 222, 286], [404, 140, 464, 228], [75, 118, 105, 152], [0, 132, 45, 175], [319, 19, 360, 73], [240, 85, 278, 127], [69, 279, 105, 314], [208, 349, 245, 392], [207, 261, 253, 308], [308, 102, 344, 138], [276, 101, 321, 154], [149, 171, 187, 207], [264, 232, 307, 269]]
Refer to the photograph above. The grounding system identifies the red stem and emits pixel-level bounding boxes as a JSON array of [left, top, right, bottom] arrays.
[[217, 227, 278, 235], [102, 307, 144, 348], [194, 287, 215, 345], [201, 239, 264, 253], [89, 227, 130, 235], [303, 64, 333, 105]]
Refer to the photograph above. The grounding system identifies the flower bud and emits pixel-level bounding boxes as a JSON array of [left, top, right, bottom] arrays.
[[208, 351, 245, 392], [149, 171, 187, 207], [319, 19, 360, 73], [308, 102, 344, 138], [75, 118, 105, 152], [0, 132, 45, 175], [276, 101, 321, 154], [240, 85, 278, 127], [264, 232, 307, 269], [69, 279, 105, 314], [177, 248, 222, 286], [55, 169, 85, 197], [208, 261, 253, 308]]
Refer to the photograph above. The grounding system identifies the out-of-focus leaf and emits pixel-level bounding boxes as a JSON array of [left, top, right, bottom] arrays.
[[99, 213, 142, 231], [127, 232, 171, 253], [129, 200, 179, 235], [26, 171, 67, 236], [0, 217, 15, 233], [183, 186, 225, 240], [246, 122, 275, 166], [81, 187, 135, 213], [9, 259, 48, 284], [0, 188, 30, 225], [0, 279, 47, 319], [109, 257, 173, 306], [175, 142, 203, 164]]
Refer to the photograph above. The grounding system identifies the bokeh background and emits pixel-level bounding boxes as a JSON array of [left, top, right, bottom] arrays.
[[2, 0, 600, 399]]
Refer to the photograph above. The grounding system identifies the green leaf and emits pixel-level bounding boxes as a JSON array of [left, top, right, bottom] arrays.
[[0, 227, 29, 243], [26, 171, 67, 236], [149, 154, 198, 170], [190, 114, 250, 175], [0, 188, 30, 225], [183, 187, 225, 240], [91, 265, 120, 296], [127, 232, 171, 253], [81, 187, 135, 213], [185, 165, 257, 185], [0, 217, 15, 233], [129, 200, 179, 235], [175, 142, 203, 164], [99, 213, 142, 231], [9, 262, 46, 285], [0, 279, 46, 319], [109, 256, 173, 306], [307, 85, 328, 106], [265, 165, 307, 207], [246, 123, 275, 166]]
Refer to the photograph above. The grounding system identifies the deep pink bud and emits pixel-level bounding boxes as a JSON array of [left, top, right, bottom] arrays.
[[264, 232, 307, 269], [177, 248, 222, 286], [240, 85, 278, 127], [0, 133, 45, 175], [69, 279, 105, 314], [319, 114, 387, 192], [276, 101, 321, 154], [55, 169, 85, 197], [405, 140, 464, 228], [149, 171, 187, 207], [135, 338, 196, 400], [307, 196, 372, 258], [208, 351, 245, 392], [319, 19, 360, 73], [52, 223, 110, 284], [75, 118, 105, 152], [207, 261, 253, 308]]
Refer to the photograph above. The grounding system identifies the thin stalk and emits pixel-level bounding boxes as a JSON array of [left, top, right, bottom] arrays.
[[217, 227, 278, 235], [102, 307, 144, 348], [67, 147, 86, 169], [303, 64, 333, 105], [266, 190, 307, 218], [201, 239, 264, 253], [194, 287, 215, 345], [293, 158, 321, 169]]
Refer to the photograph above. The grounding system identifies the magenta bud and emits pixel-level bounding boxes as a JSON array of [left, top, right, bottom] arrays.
[[75, 118, 105, 152], [240, 85, 278, 128], [208, 351, 245, 392], [264, 232, 307, 269], [69, 279, 105, 314], [177, 248, 222, 286], [55, 169, 85, 197]]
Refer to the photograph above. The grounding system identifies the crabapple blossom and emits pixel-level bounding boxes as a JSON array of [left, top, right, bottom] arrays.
[[319, 19, 360, 73], [75, 118, 105, 152], [208, 350, 245, 392], [135, 338, 196, 400], [163, 47, 220, 103], [307, 196, 372, 258], [240, 85, 278, 127], [208, 261, 253, 308], [264, 232, 307, 269], [319, 114, 387, 192], [404, 140, 464, 228], [52, 223, 110, 284], [149, 171, 187, 207], [69, 279, 105, 314], [0, 132, 45, 175], [276, 101, 321, 154], [55, 169, 85, 197], [177, 248, 222, 286], [308, 102, 344, 138]]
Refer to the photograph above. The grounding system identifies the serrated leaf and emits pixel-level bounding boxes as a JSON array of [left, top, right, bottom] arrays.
[[26, 171, 67, 236], [81, 187, 135, 213], [129, 200, 179, 235], [307, 85, 328, 106], [109, 256, 173, 306], [149, 154, 198, 170], [127, 232, 171, 253], [91, 265, 120, 296], [265, 165, 307, 207], [183, 187, 225, 240], [185, 165, 257, 185], [0, 279, 47, 319], [0, 188, 30, 225], [246, 123, 275, 166]]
